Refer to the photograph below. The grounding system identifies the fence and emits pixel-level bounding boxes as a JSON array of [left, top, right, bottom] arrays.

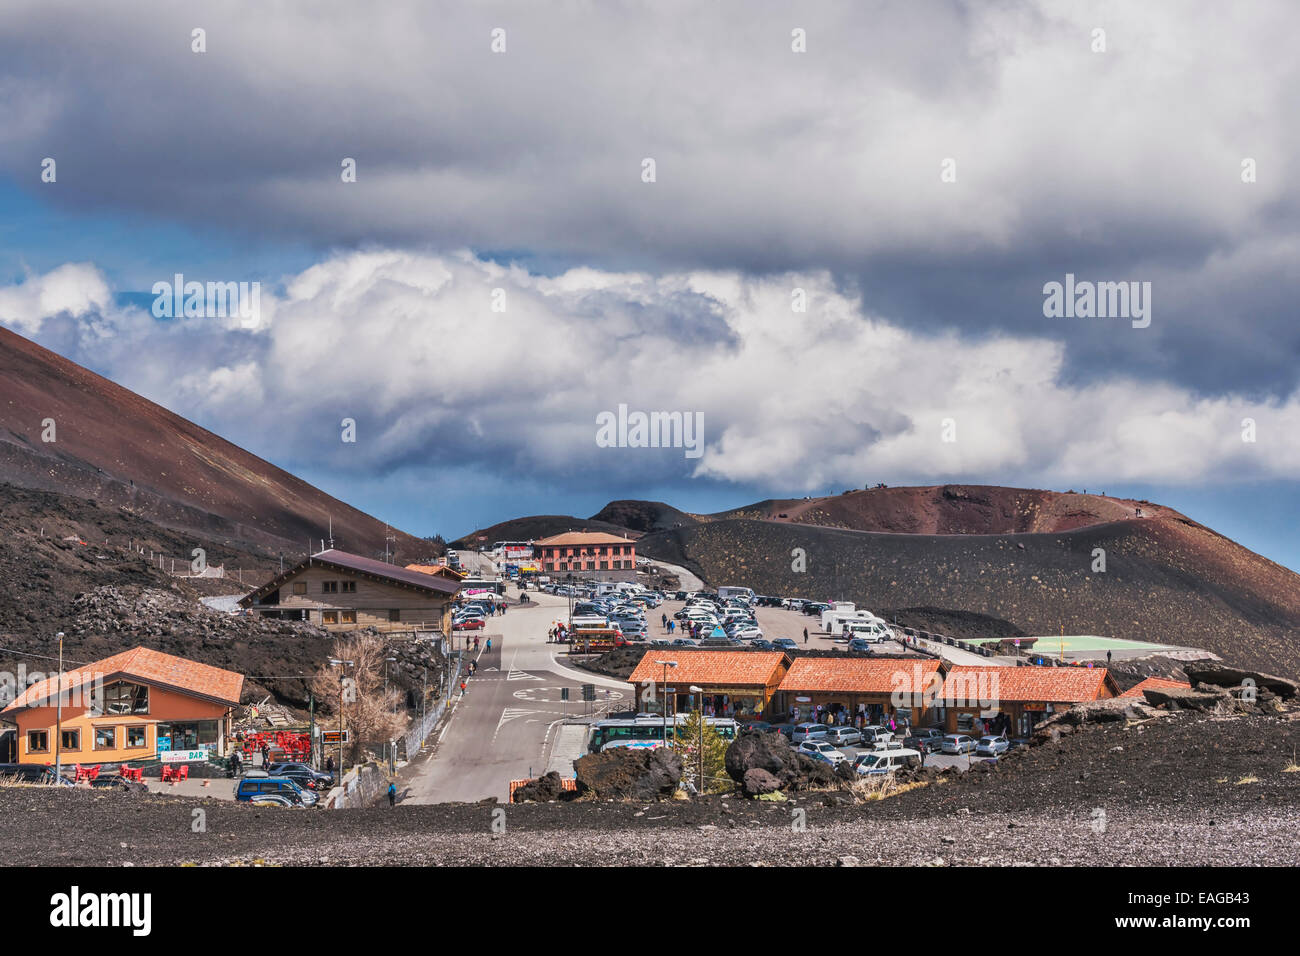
[[396, 653, 462, 760]]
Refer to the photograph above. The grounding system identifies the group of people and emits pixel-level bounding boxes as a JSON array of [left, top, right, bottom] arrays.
[[547, 622, 569, 643], [791, 703, 908, 734]]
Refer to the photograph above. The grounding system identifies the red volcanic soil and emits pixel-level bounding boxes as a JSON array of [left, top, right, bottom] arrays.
[[717, 484, 1173, 534], [0, 326, 424, 560]]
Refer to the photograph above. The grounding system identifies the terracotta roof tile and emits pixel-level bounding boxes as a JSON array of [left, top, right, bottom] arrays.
[[627, 650, 787, 687], [534, 532, 635, 547], [2, 646, 244, 714], [1120, 676, 1191, 698], [778, 658, 942, 694], [939, 665, 1116, 705]]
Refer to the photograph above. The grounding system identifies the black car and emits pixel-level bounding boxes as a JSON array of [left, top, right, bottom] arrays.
[[267, 762, 334, 790]]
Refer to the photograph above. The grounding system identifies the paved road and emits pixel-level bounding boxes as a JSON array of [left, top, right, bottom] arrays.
[[402, 593, 630, 803]]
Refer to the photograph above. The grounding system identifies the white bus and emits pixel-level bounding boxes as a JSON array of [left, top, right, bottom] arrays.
[[717, 586, 756, 604]]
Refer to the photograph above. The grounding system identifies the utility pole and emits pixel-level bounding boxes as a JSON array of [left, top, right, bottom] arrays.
[[54, 632, 65, 783]]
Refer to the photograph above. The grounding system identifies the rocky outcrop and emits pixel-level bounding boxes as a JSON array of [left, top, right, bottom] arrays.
[[724, 732, 842, 795], [511, 771, 570, 803], [574, 747, 682, 800], [1183, 664, 1298, 700]]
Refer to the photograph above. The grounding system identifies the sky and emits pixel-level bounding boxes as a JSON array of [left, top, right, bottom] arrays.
[[0, 0, 1298, 569]]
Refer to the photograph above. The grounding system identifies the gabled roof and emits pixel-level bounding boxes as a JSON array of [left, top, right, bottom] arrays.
[[239, 549, 461, 606], [939, 665, 1118, 705], [627, 650, 788, 687], [405, 563, 468, 581], [2, 646, 244, 714], [779, 658, 942, 695], [534, 532, 634, 547], [1120, 676, 1191, 698]]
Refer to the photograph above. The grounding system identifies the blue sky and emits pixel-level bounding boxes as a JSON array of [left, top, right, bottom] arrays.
[[1, 0, 1297, 571]]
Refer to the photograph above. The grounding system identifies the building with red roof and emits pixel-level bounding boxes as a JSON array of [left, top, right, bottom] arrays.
[[627, 650, 789, 719], [1119, 676, 1192, 698], [1, 646, 244, 766], [776, 657, 946, 727], [937, 664, 1119, 736]]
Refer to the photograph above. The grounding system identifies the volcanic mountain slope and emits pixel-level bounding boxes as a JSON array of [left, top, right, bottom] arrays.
[[715, 484, 1169, 534], [589, 500, 701, 533], [0, 326, 424, 561], [635, 500, 1300, 678]]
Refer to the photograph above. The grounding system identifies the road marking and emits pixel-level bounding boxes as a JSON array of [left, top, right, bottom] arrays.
[[507, 669, 542, 681]]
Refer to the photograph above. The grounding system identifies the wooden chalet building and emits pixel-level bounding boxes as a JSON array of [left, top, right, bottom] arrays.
[[238, 549, 461, 632]]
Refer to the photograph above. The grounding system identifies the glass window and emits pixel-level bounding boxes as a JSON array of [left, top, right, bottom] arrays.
[[27, 731, 48, 753], [323, 611, 339, 625], [340, 609, 357, 624], [292, 581, 307, 595], [322, 580, 339, 594], [61, 729, 80, 751], [103, 682, 149, 715], [126, 726, 147, 748], [94, 727, 116, 750], [342, 581, 357, 593], [387, 609, 400, 622]]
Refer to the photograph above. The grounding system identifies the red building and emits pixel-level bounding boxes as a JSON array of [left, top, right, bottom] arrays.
[[534, 531, 637, 580]]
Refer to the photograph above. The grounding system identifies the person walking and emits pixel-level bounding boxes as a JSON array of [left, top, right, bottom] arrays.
[[387, 781, 397, 807], [459, 680, 467, 695], [228, 749, 241, 778], [662, 613, 668, 629], [486, 637, 492, 652], [803, 627, 809, 645]]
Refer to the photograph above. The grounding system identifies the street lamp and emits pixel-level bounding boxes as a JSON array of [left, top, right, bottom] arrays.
[[54, 632, 64, 783], [654, 660, 678, 745], [690, 684, 704, 795], [382, 657, 397, 767], [328, 657, 355, 781]]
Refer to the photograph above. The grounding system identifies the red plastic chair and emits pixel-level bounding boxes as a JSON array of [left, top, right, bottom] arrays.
[[177, 764, 189, 781], [161, 765, 174, 782], [86, 765, 100, 782]]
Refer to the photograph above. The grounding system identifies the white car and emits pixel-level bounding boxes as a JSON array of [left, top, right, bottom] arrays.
[[941, 734, 977, 754], [797, 740, 846, 765]]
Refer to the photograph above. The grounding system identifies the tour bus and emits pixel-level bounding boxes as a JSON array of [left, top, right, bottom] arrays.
[[716, 586, 756, 604], [588, 715, 740, 752]]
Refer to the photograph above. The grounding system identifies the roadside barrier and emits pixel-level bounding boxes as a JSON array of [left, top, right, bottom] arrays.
[[508, 776, 578, 800]]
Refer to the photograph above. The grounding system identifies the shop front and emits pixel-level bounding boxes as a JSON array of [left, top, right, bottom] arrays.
[[776, 658, 947, 731]]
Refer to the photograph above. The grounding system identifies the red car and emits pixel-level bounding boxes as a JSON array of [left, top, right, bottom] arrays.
[[454, 618, 485, 630]]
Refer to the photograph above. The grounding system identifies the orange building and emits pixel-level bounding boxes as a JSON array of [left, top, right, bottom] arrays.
[[1, 647, 243, 766], [534, 532, 637, 580], [1119, 676, 1191, 698], [776, 657, 946, 727], [936, 664, 1119, 737], [627, 650, 790, 719]]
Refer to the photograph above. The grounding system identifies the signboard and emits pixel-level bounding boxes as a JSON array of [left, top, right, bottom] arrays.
[[320, 730, 351, 745], [795, 696, 812, 703], [582, 684, 595, 702], [560, 687, 570, 701], [161, 749, 207, 763]]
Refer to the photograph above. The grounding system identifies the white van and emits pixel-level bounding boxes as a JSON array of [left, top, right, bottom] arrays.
[[717, 586, 756, 604], [853, 748, 921, 775]]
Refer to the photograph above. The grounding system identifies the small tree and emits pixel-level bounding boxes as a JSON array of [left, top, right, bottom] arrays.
[[671, 710, 731, 795], [309, 633, 404, 768]]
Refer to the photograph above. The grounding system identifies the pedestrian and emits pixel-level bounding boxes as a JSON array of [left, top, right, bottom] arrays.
[[803, 627, 809, 644], [459, 680, 467, 695], [662, 613, 668, 629], [228, 749, 241, 778], [1106, 649, 1112, 665], [474, 636, 480, 650], [486, 637, 492, 652], [326, 754, 335, 775], [388, 781, 397, 807]]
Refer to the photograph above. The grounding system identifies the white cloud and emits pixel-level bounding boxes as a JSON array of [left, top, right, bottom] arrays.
[[3, 254, 1298, 493], [0, 263, 112, 333]]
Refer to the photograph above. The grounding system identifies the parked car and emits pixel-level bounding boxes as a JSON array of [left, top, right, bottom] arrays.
[[740, 721, 773, 735], [453, 617, 485, 630], [797, 740, 846, 765], [792, 722, 830, 744], [748, 639, 777, 650], [669, 638, 698, 647], [847, 638, 875, 653], [904, 728, 945, 753], [940, 734, 977, 754], [769, 723, 796, 740], [853, 749, 922, 775], [267, 762, 334, 790], [861, 727, 901, 750], [975, 735, 1010, 756], [773, 638, 799, 652], [0, 764, 75, 786], [823, 726, 862, 747], [235, 776, 318, 807]]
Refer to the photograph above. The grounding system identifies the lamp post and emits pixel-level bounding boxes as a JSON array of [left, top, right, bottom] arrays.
[[54, 632, 64, 783], [655, 660, 678, 745], [690, 684, 704, 795], [382, 656, 397, 767], [328, 657, 354, 782]]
